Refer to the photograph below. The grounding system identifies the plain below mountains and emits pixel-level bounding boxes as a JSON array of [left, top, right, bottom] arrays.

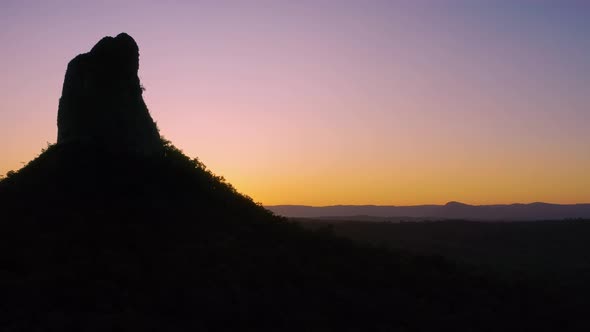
[[267, 201, 590, 221]]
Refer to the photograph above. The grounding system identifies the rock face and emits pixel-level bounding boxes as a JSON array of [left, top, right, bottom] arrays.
[[57, 33, 162, 155]]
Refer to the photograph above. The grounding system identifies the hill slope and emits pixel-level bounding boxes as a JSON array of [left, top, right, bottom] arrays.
[[0, 141, 583, 331]]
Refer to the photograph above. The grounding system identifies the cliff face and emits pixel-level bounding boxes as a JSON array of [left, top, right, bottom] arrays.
[[57, 33, 162, 155]]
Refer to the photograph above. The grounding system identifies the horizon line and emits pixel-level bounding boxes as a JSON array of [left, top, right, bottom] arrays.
[[264, 201, 590, 207]]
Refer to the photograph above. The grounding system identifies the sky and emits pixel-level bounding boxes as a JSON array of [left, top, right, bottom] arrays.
[[1, 0, 589, 206]]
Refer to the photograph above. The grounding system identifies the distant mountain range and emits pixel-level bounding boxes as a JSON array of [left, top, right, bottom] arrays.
[[266, 202, 590, 221]]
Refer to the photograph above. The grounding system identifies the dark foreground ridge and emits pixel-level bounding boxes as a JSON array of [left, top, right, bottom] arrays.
[[0, 34, 586, 331]]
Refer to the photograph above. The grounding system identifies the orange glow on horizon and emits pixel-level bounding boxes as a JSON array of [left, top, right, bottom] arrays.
[[1, 2, 589, 206]]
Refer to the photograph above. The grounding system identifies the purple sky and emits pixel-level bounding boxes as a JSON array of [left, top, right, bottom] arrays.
[[1, 1, 589, 205]]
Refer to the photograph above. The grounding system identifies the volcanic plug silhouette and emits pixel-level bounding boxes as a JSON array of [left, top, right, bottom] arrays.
[[57, 33, 161, 155]]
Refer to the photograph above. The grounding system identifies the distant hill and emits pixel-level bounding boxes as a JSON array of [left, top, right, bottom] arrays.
[[299, 219, 590, 279], [267, 201, 590, 221]]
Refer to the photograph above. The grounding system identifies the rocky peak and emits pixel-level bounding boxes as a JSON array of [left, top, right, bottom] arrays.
[[57, 33, 162, 155]]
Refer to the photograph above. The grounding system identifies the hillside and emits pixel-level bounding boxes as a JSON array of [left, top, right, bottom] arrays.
[[2, 141, 572, 331]]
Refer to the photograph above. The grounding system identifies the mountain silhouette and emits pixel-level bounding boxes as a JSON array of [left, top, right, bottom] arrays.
[[57, 33, 162, 156], [0, 33, 583, 331], [268, 202, 590, 221]]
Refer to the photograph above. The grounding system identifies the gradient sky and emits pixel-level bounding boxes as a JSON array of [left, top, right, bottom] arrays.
[[1, 1, 589, 205]]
